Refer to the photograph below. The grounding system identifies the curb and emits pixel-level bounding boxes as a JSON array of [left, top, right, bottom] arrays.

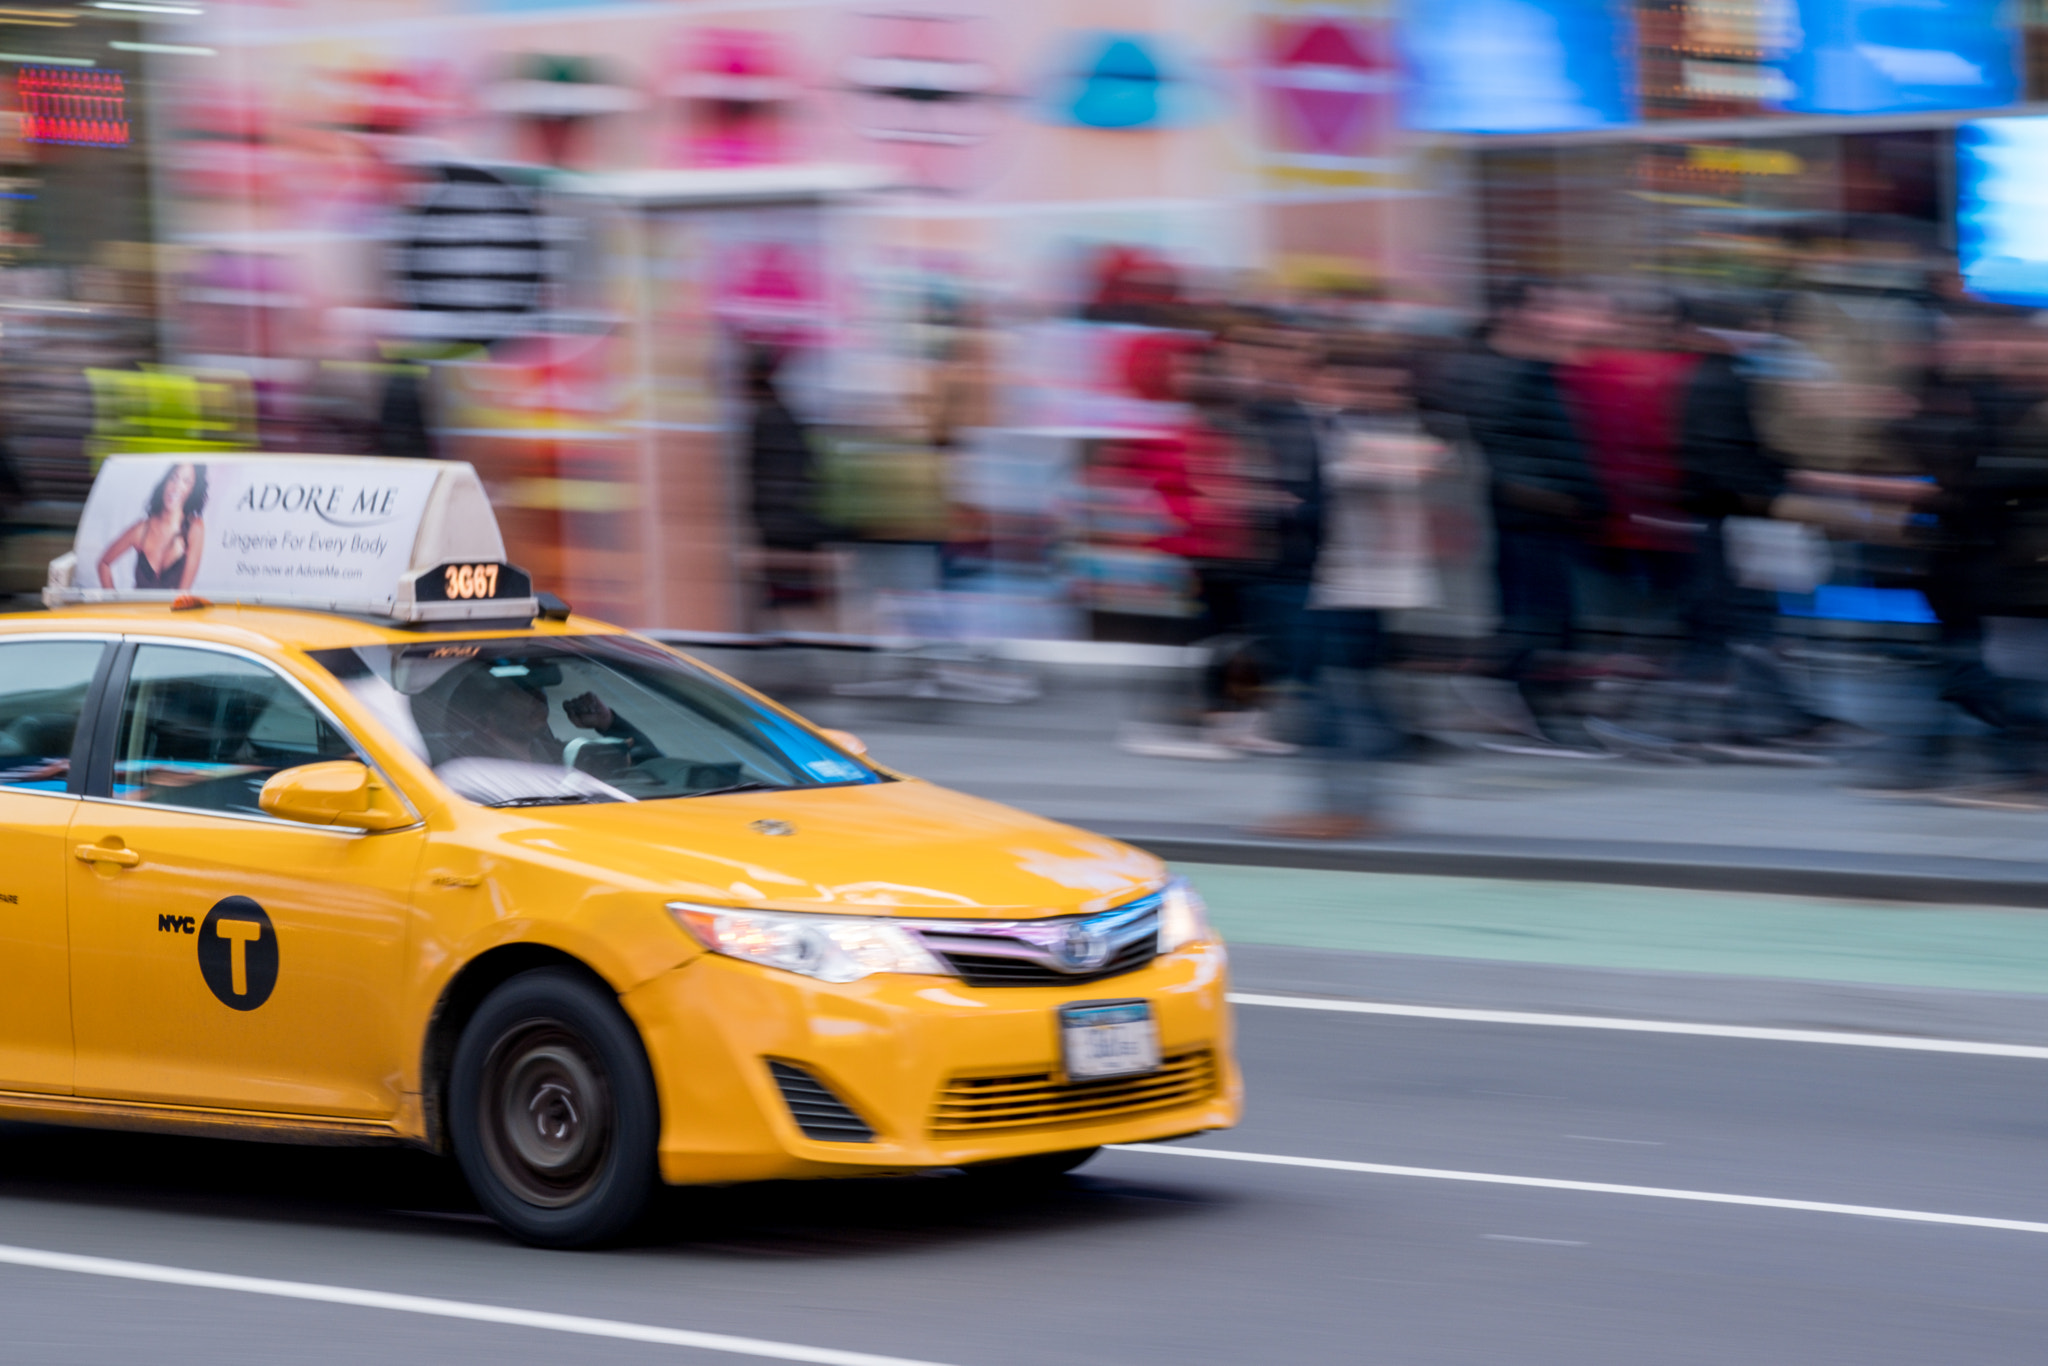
[[1079, 823, 2048, 910]]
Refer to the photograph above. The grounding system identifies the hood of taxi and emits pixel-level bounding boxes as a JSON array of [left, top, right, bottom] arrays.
[[495, 778, 1165, 918]]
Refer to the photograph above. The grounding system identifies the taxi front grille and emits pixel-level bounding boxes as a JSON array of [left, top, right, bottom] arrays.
[[910, 896, 1162, 989], [767, 1061, 875, 1143], [930, 1049, 1216, 1136], [936, 934, 1157, 988]]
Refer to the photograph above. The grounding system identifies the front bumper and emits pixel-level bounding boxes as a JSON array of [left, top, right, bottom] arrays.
[[622, 940, 1239, 1185]]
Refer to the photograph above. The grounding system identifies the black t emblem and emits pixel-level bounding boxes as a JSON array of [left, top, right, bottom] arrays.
[[197, 896, 278, 1011]]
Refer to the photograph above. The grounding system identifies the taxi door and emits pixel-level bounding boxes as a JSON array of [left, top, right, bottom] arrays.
[[66, 641, 424, 1119], [0, 635, 112, 1094]]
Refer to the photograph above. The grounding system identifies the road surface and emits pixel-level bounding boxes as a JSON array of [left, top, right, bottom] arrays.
[[1, 977, 2043, 1365]]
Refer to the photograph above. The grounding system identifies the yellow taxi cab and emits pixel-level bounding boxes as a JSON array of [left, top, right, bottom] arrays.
[[0, 453, 1238, 1246]]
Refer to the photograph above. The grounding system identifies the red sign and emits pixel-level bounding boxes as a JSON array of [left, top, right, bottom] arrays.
[[1261, 17, 1392, 159], [19, 67, 129, 149]]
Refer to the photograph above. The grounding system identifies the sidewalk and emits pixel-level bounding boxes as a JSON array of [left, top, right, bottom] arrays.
[[693, 646, 2048, 907]]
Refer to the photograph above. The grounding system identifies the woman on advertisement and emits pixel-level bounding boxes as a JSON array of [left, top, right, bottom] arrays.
[[97, 462, 208, 591]]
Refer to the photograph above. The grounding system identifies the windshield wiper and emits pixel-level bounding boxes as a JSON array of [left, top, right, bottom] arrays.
[[689, 780, 787, 798], [484, 793, 624, 808]]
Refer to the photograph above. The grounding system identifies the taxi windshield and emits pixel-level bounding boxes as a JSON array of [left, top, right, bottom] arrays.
[[309, 636, 880, 808]]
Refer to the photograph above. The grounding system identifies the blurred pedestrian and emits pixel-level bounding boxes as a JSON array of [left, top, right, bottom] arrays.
[[1463, 282, 1611, 755], [1254, 351, 1447, 839], [1232, 324, 1329, 737], [744, 345, 839, 632], [1755, 227, 1932, 478], [1069, 431, 1197, 639], [1667, 292, 1841, 754], [1562, 288, 1698, 649], [1167, 341, 1278, 753], [1112, 336, 1284, 761], [1873, 306, 2048, 806]]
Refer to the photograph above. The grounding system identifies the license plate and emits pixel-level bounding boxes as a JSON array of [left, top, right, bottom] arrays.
[[1060, 1000, 1161, 1080]]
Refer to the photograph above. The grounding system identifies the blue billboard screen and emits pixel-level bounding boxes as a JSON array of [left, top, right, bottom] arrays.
[[1401, 0, 1635, 134], [1957, 117, 2048, 307], [1779, 0, 2017, 115]]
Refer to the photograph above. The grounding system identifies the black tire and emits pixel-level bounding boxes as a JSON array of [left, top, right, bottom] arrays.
[[448, 967, 660, 1248], [960, 1147, 1100, 1184]]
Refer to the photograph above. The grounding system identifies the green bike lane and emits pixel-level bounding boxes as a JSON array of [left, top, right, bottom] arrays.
[[1179, 862, 2048, 996]]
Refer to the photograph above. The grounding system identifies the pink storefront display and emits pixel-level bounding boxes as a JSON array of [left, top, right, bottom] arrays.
[[141, 0, 1436, 635]]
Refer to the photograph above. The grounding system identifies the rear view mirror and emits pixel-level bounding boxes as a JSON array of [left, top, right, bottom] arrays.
[[260, 760, 413, 831], [822, 729, 869, 757]]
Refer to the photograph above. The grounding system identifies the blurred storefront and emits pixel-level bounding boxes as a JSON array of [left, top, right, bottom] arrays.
[[22, 0, 2044, 637], [123, 0, 1451, 634], [1462, 2, 2036, 290], [1475, 128, 1947, 288]]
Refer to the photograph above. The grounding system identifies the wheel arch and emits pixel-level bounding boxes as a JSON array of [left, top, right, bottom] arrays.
[[418, 943, 618, 1154]]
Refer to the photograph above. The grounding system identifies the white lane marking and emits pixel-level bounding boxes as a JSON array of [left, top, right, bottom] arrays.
[[1116, 1145, 2048, 1236], [0, 1242, 958, 1366], [1483, 1235, 1585, 1246], [1227, 993, 2048, 1059], [1565, 1136, 1663, 1146]]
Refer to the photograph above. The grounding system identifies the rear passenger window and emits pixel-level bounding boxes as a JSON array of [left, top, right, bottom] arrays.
[[114, 645, 357, 817], [0, 639, 104, 794]]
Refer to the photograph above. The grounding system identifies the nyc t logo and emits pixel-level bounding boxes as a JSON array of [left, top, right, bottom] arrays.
[[197, 896, 279, 1011]]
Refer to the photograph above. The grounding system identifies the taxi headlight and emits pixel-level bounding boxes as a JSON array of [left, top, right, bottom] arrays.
[[1157, 878, 1215, 952], [668, 903, 947, 984]]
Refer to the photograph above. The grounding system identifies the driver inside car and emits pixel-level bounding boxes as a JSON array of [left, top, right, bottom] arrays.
[[446, 666, 657, 770]]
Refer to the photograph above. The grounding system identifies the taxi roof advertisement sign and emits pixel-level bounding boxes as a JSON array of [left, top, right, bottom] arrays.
[[68, 455, 458, 616]]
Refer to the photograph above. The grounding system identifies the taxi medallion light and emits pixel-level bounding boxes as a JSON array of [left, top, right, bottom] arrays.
[[1156, 878, 1213, 952], [669, 904, 947, 984]]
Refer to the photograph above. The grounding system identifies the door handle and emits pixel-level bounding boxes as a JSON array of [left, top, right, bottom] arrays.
[[75, 843, 140, 868]]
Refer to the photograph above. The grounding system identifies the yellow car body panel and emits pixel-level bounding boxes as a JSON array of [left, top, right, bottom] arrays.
[[68, 795, 422, 1118], [0, 786, 78, 1095], [0, 604, 1240, 1174]]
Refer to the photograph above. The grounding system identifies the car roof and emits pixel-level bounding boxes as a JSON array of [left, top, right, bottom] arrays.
[[0, 603, 626, 655]]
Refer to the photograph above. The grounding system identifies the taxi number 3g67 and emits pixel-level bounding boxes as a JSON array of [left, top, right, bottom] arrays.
[[444, 563, 500, 600], [1060, 1001, 1160, 1080]]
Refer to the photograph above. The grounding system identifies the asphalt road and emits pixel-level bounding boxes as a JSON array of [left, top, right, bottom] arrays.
[[3, 996, 2047, 1366]]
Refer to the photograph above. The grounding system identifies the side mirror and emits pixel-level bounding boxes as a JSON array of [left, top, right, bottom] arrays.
[[260, 760, 413, 831], [821, 728, 868, 757]]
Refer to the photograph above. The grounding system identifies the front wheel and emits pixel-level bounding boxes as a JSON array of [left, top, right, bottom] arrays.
[[449, 967, 660, 1248]]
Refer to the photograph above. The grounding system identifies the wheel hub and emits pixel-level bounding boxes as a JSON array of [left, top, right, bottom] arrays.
[[479, 1025, 614, 1208]]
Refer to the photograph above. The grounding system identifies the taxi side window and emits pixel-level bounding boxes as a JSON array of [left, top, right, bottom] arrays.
[[114, 645, 357, 818], [0, 639, 104, 794]]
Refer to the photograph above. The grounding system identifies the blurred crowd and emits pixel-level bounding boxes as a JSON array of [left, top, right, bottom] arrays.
[[14, 221, 2048, 837], [737, 234, 2048, 838]]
